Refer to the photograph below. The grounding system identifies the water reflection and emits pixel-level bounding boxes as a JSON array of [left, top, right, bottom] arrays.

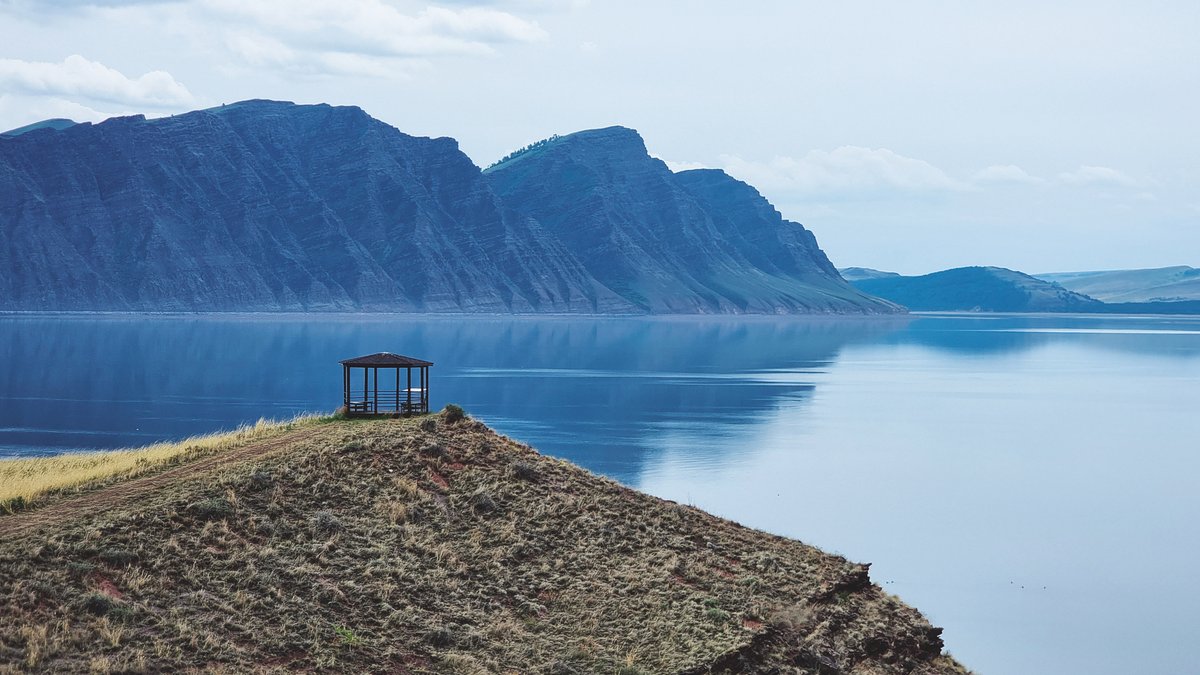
[[0, 315, 904, 477]]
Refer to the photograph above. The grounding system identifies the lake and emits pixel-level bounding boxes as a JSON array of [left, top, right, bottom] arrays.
[[1, 312, 1198, 674]]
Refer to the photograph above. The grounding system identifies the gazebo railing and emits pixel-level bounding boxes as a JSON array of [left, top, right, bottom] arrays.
[[345, 387, 428, 414]]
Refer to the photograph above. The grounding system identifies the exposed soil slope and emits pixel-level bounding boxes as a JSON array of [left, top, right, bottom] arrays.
[[0, 413, 968, 674]]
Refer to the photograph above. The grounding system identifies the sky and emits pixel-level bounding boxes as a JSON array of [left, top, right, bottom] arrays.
[[0, 0, 1196, 274]]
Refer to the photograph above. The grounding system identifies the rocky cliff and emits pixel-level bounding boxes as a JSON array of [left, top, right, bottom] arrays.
[[0, 101, 894, 314], [486, 128, 898, 313]]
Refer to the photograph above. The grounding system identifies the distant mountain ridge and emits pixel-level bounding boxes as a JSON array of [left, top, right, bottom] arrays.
[[839, 267, 901, 282], [849, 265, 1200, 314], [1036, 266, 1200, 303], [0, 118, 77, 138], [849, 266, 1103, 312], [0, 101, 896, 314]]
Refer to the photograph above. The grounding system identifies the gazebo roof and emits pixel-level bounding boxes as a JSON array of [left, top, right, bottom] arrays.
[[339, 352, 434, 367]]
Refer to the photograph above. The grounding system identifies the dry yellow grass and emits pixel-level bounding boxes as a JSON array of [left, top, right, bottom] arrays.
[[0, 415, 323, 512]]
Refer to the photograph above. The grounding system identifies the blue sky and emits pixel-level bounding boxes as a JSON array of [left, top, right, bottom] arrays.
[[1, 0, 1196, 274]]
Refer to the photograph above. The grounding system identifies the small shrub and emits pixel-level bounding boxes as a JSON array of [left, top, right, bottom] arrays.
[[441, 404, 467, 424], [418, 417, 438, 432], [66, 561, 96, 576], [311, 510, 343, 537], [468, 490, 498, 515], [334, 625, 361, 647], [511, 461, 538, 481], [419, 444, 447, 460], [187, 497, 234, 521], [248, 469, 274, 491], [405, 504, 427, 523], [341, 440, 365, 453], [81, 593, 116, 617], [739, 575, 763, 592], [2, 495, 27, 514], [80, 593, 134, 622], [392, 476, 421, 498], [705, 606, 731, 623], [381, 500, 408, 525], [703, 598, 731, 623], [426, 625, 455, 648]]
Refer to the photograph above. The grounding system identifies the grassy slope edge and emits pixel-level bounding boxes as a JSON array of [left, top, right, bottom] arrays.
[[0, 410, 969, 674]]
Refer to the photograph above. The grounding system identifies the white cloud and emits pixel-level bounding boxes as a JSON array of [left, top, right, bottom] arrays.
[[1058, 165, 1139, 188], [0, 54, 193, 107], [719, 146, 966, 197], [974, 164, 1047, 185], [199, 0, 548, 76], [661, 159, 707, 173], [0, 94, 120, 132]]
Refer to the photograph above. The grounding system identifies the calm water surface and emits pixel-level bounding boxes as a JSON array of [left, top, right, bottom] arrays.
[[2, 313, 1198, 674]]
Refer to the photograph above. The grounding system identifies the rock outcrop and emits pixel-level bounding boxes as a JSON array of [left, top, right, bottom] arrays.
[[487, 128, 898, 313]]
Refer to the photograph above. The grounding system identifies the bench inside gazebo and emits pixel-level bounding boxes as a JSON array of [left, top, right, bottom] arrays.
[[340, 352, 433, 416]]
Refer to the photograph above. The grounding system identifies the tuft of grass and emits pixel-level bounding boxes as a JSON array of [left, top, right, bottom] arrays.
[[187, 497, 234, 521], [0, 414, 322, 512], [311, 510, 343, 537], [333, 625, 361, 647], [441, 404, 467, 425], [510, 460, 538, 482]]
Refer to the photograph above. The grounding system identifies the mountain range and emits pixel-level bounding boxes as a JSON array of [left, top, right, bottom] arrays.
[[1035, 266, 1200, 303], [842, 266, 1200, 314], [0, 100, 895, 314], [845, 266, 1102, 312]]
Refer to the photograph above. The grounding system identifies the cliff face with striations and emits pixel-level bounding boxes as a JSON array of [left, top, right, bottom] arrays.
[[0, 101, 896, 314], [486, 128, 899, 314]]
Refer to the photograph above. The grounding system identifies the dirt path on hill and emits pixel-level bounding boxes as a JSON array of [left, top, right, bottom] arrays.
[[0, 427, 325, 541]]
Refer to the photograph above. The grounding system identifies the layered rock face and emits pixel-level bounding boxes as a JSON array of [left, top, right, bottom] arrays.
[[0, 101, 895, 313], [486, 127, 898, 313]]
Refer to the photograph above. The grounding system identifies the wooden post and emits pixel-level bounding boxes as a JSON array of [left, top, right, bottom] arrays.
[[372, 367, 379, 414], [395, 367, 400, 413], [423, 366, 429, 413], [407, 367, 412, 413], [343, 365, 349, 411]]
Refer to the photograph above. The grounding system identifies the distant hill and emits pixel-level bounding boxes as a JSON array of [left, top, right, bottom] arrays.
[[0, 102, 896, 314], [0, 118, 77, 138], [839, 267, 901, 282], [1036, 266, 1200, 303], [850, 266, 1103, 312]]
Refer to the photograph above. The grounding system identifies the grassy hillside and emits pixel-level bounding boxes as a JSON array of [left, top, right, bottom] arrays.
[[0, 410, 968, 674], [1037, 266, 1200, 303], [851, 266, 1101, 312], [0, 416, 318, 513]]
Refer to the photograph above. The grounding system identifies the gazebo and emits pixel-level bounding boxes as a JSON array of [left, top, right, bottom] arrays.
[[339, 352, 433, 416]]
